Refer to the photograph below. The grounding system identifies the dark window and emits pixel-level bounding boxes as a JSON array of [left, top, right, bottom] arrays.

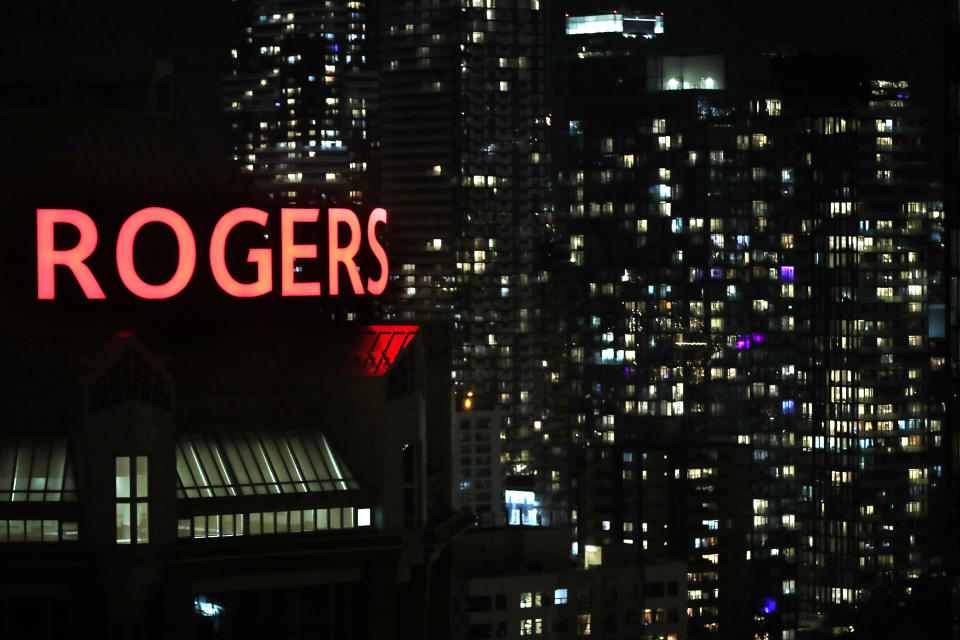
[[604, 613, 617, 633], [578, 585, 592, 607], [603, 584, 617, 606], [467, 596, 492, 612], [645, 581, 665, 598], [467, 623, 492, 639]]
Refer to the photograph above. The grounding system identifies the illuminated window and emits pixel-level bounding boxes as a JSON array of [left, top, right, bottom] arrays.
[[520, 592, 542, 608], [578, 613, 591, 635], [554, 588, 568, 604], [357, 507, 371, 526], [584, 544, 602, 568], [115, 455, 148, 544], [0, 519, 77, 543], [520, 619, 542, 636]]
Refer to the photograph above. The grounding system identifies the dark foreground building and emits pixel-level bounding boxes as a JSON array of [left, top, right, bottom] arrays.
[[0, 319, 466, 639]]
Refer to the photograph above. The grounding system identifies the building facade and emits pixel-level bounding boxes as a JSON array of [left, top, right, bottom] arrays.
[[378, 0, 565, 524], [556, 20, 945, 638], [0, 320, 464, 639], [452, 528, 688, 640], [224, 0, 378, 205]]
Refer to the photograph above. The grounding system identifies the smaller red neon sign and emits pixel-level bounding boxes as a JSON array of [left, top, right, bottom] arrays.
[[349, 325, 419, 376]]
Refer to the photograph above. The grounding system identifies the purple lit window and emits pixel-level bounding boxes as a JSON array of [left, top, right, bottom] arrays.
[[736, 336, 750, 350], [780, 266, 795, 282], [751, 333, 766, 345], [710, 268, 723, 279], [782, 400, 795, 414], [762, 598, 777, 614]]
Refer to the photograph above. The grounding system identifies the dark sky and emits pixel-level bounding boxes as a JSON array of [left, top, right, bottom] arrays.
[[118, 0, 945, 167]]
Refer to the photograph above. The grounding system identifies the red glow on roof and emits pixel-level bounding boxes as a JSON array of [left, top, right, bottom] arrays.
[[115, 330, 133, 339], [350, 325, 419, 376]]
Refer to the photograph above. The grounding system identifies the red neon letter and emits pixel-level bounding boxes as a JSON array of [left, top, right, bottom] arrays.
[[328, 208, 364, 295], [366, 208, 389, 295], [36, 209, 105, 300], [210, 207, 273, 297], [280, 208, 321, 296], [116, 207, 196, 299]]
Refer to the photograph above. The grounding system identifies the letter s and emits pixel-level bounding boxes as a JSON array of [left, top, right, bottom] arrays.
[[366, 208, 388, 295]]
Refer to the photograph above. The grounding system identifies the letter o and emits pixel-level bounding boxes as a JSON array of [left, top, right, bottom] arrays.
[[116, 207, 196, 299]]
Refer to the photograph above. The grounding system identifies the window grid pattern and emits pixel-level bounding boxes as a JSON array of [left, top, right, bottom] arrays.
[[115, 455, 149, 545], [0, 519, 78, 542], [0, 438, 77, 502], [176, 431, 359, 499], [178, 506, 371, 540]]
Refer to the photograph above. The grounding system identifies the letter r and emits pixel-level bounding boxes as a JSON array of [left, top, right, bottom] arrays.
[[37, 209, 105, 299]]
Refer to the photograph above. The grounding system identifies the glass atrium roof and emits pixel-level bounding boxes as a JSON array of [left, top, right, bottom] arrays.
[[177, 431, 359, 498]]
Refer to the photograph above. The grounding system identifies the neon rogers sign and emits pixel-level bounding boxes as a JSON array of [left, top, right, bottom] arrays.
[[36, 207, 389, 299]]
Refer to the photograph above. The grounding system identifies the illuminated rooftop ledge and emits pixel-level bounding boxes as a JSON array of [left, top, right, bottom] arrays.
[[179, 506, 372, 540], [665, 77, 718, 91], [347, 325, 419, 376], [565, 13, 664, 36]]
